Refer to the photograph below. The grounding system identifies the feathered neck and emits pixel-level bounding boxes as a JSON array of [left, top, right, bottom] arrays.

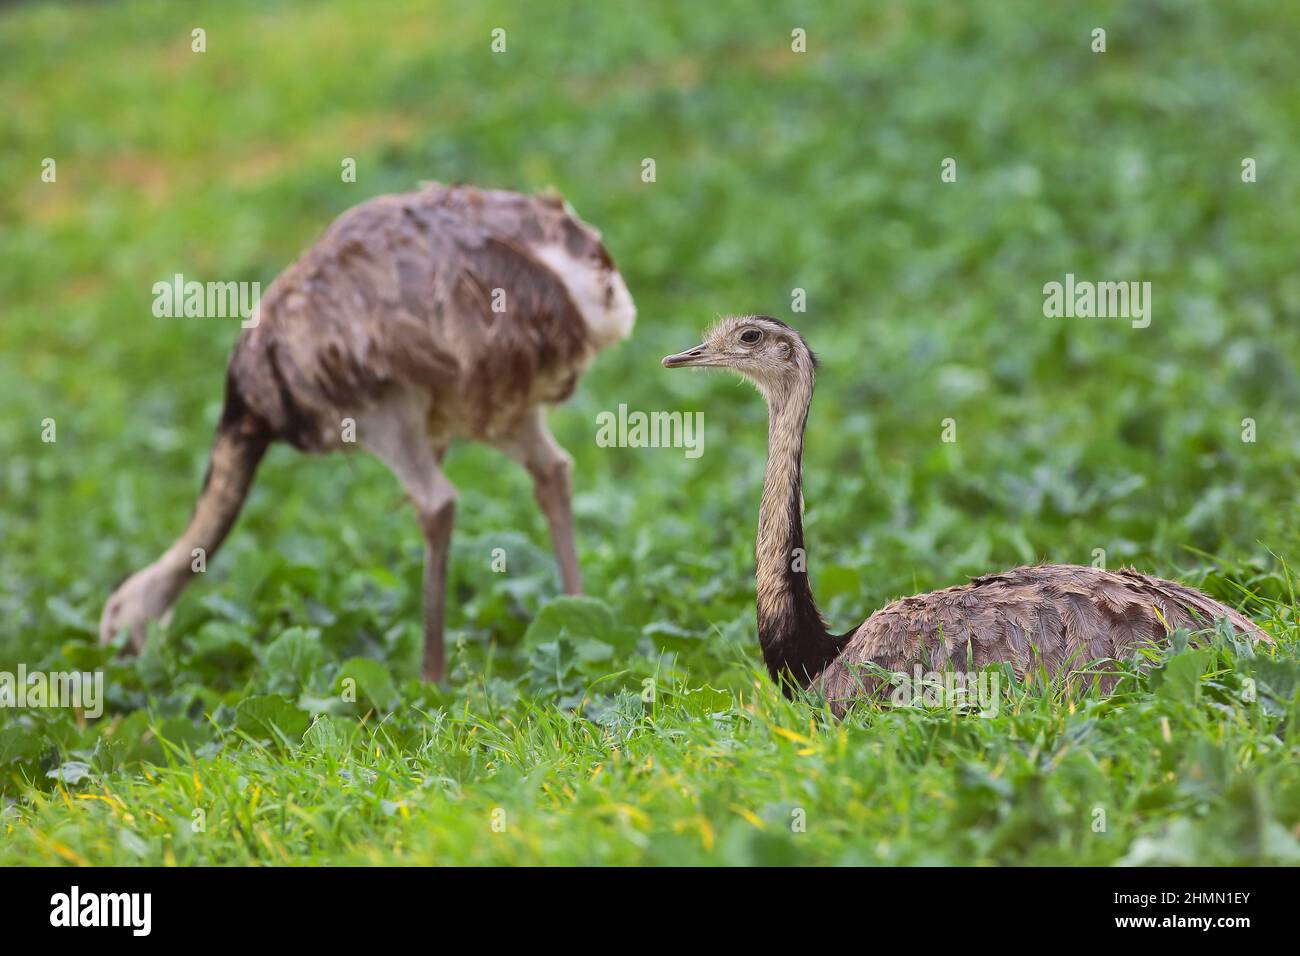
[[754, 370, 843, 693]]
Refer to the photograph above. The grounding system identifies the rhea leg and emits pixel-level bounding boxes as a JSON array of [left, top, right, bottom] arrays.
[[100, 417, 269, 651], [361, 403, 457, 683], [493, 409, 582, 595], [414, 485, 456, 683]]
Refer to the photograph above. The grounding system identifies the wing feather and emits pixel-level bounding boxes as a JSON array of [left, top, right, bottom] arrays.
[[817, 564, 1265, 716]]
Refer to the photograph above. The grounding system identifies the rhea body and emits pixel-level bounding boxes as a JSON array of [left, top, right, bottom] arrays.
[[663, 316, 1264, 714], [100, 184, 636, 681]]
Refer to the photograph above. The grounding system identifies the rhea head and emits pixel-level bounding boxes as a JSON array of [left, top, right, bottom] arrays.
[[661, 315, 818, 403]]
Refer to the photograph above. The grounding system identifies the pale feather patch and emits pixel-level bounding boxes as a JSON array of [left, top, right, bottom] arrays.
[[530, 242, 636, 349]]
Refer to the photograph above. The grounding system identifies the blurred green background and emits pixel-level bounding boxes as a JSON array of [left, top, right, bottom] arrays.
[[1, 0, 1298, 865]]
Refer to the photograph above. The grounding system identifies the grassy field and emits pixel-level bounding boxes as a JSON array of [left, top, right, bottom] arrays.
[[2, 0, 1299, 865]]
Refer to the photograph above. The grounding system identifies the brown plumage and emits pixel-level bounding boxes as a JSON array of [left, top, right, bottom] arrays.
[[818, 563, 1261, 709], [664, 315, 1267, 716], [101, 184, 636, 681]]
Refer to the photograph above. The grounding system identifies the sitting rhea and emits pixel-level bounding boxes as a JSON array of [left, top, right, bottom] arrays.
[[662, 315, 1265, 714], [101, 184, 636, 682]]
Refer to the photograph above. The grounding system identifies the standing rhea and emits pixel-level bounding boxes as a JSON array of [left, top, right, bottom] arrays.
[[663, 315, 1266, 714], [101, 184, 636, 682]]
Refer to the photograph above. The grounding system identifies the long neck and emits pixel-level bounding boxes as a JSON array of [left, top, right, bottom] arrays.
[[755, 373, 841, 692]]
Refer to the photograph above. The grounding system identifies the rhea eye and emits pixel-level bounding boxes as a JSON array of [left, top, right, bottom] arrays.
[[739, 329, 763, 345]]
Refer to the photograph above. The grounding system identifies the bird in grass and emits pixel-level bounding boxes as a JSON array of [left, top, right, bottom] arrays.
[[101, 184, 636, 682], [663, 315, 1265, 714]]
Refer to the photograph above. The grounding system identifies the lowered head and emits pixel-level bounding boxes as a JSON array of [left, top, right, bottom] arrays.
[[662, 315, 817, 400]]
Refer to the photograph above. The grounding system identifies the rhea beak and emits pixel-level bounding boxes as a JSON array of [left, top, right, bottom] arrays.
[[662, 344, 712, 368]]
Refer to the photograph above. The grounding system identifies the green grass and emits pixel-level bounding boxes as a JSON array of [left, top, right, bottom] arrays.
[[2, 0, 1299, 865]]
